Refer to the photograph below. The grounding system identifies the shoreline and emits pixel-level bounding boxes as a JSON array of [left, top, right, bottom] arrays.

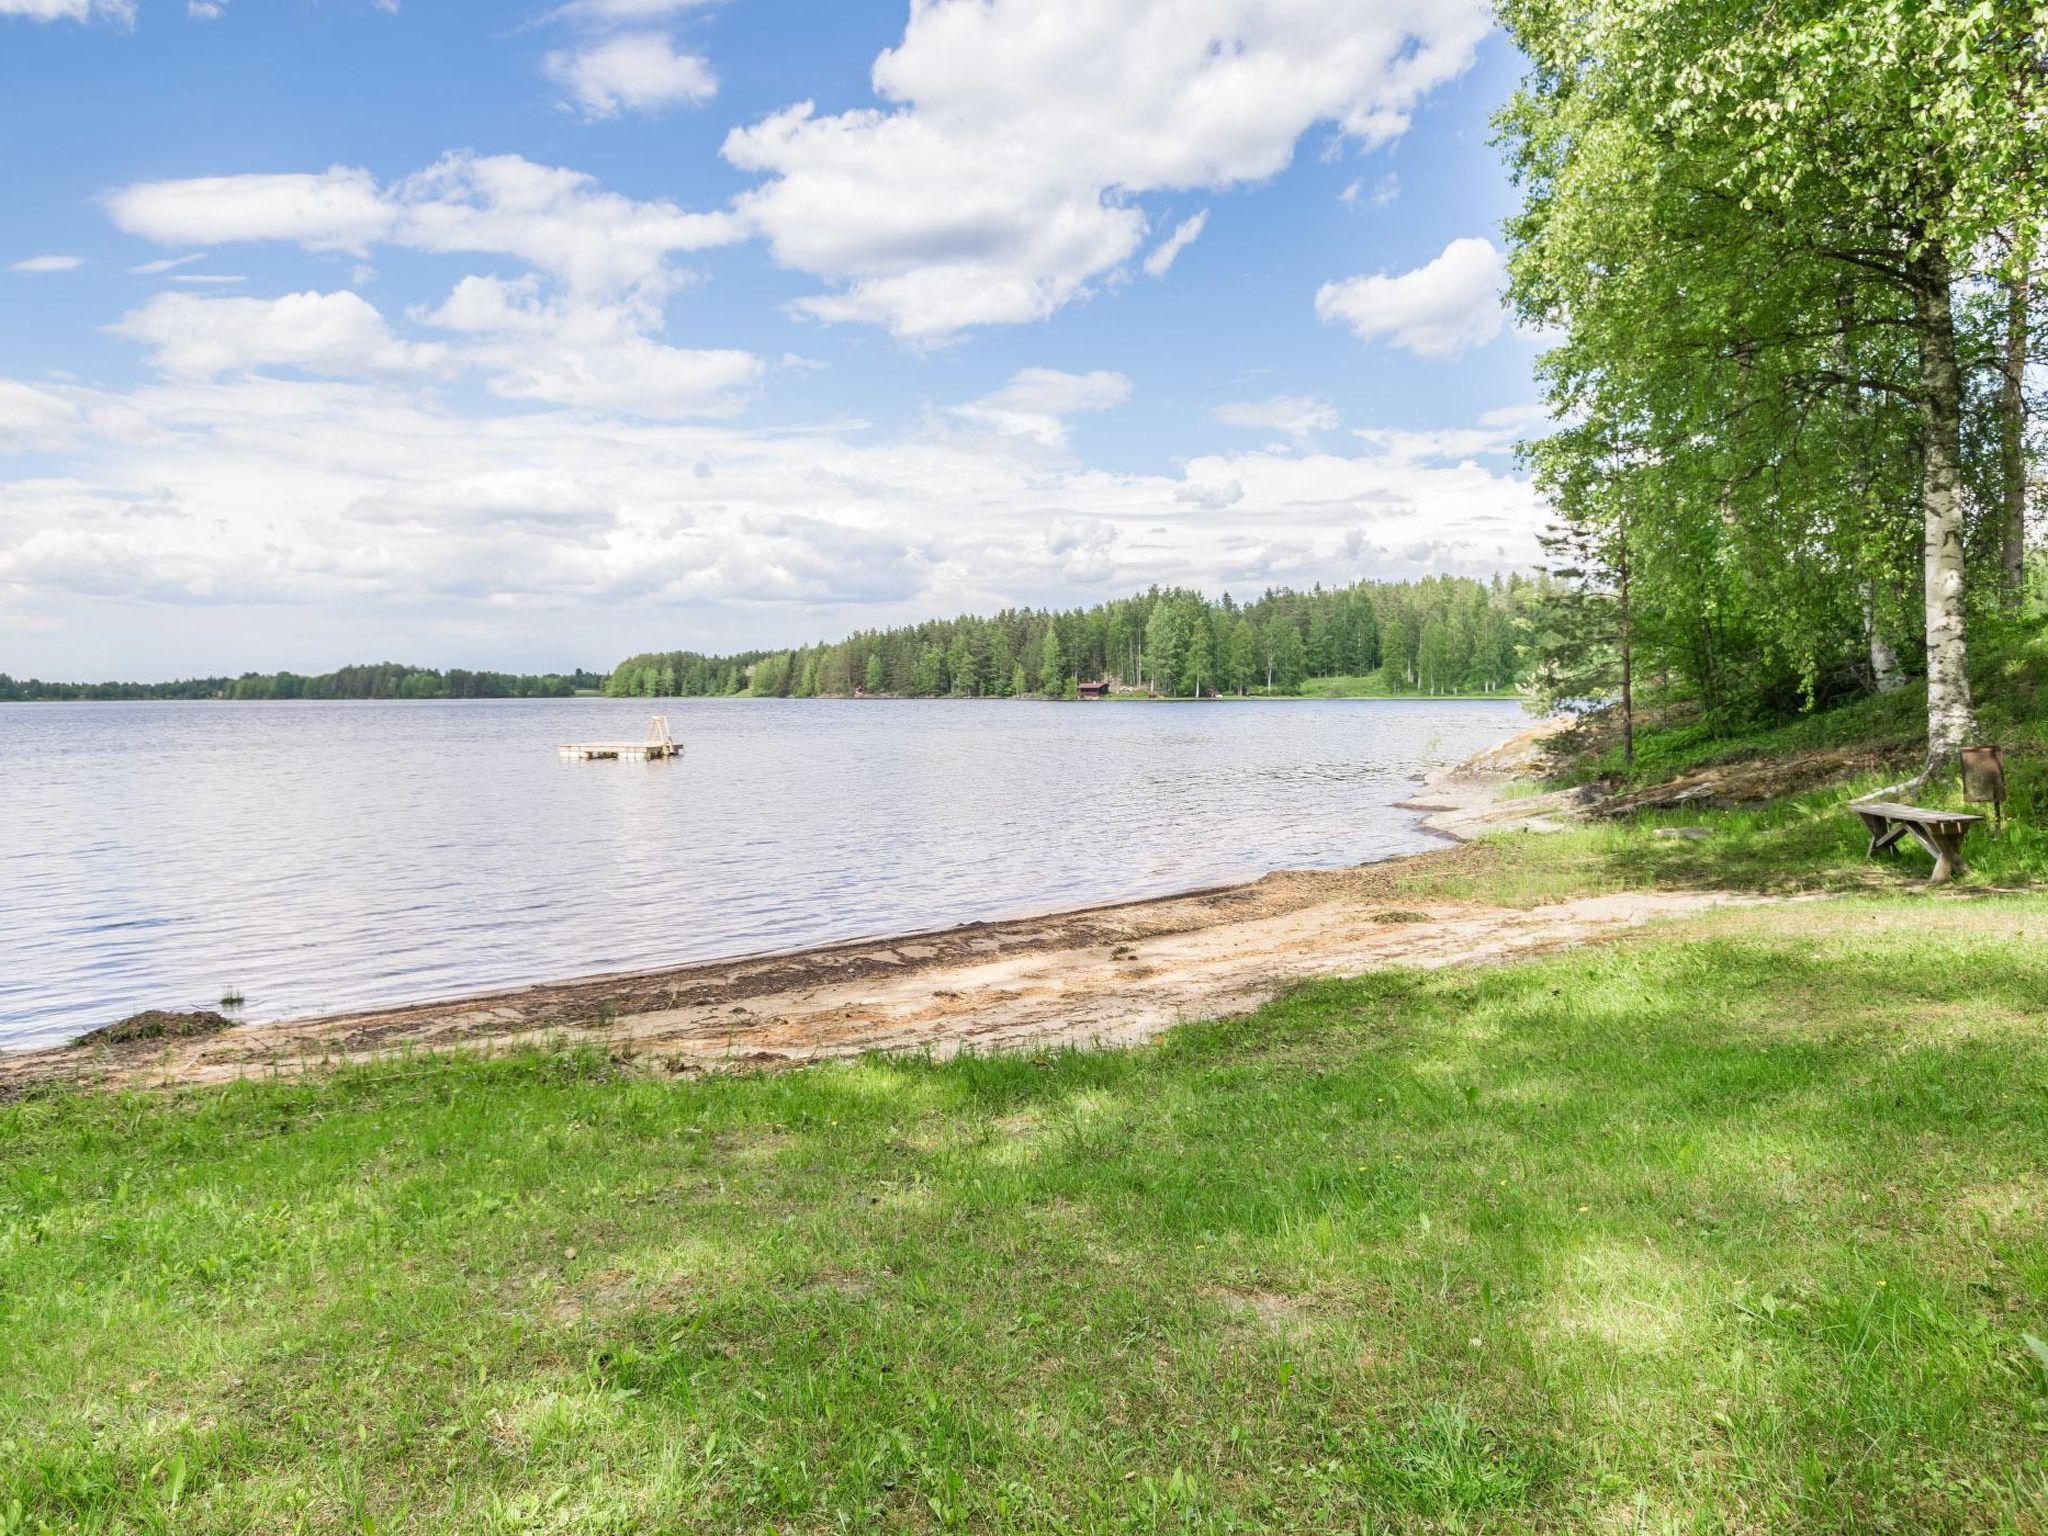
[[5, 720, 1710, 1096], [2, 691, 1522, 706]]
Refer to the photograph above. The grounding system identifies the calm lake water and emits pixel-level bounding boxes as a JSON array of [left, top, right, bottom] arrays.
[[1, 697, 1522, 1050]]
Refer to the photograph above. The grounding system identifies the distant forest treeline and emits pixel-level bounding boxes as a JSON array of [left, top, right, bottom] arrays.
[[0, 663, 605, 703], [606, 575, 1541, 700]]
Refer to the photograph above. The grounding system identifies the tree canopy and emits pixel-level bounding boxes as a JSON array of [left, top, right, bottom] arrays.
[[606, 575, 1538, 701], [0, 665, 603, 703], [1499, 0, 2046, 767]]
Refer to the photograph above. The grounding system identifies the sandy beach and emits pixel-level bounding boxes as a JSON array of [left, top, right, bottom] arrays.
[[3, 724, 1747, 1094]]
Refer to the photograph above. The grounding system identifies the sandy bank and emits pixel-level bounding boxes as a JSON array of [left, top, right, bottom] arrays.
[[3, 722, 1753, 1093]]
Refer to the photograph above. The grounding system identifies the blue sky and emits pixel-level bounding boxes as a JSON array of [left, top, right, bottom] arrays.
[[0, 0, 1546, 679]]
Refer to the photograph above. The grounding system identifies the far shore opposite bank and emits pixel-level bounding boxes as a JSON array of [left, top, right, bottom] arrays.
[[4, 684, 1525, 705]]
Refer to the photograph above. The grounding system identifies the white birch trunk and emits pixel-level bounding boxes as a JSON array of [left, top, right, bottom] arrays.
[[1911, 245, 1976, 768], [2002, 262, 2031, 605], [1864, 592, 1905, 694]]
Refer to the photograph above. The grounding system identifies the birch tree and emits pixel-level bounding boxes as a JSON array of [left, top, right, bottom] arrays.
[[1500, 0, 2048, 770]]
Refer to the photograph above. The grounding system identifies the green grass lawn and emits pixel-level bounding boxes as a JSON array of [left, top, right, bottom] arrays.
[[1081, 679, 1503, 702], [7, 898, 2048, 1533], [1483, 622, 2048, 899], [1295, 675, 1507, 702], [1393, 784, 2048, 902]]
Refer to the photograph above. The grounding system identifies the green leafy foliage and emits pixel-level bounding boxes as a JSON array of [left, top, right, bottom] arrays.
[[1498, 0, 2046, 749]]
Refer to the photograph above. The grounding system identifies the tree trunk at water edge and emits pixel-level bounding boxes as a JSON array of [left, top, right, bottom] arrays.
[[2002, 262, 2032, 607], [1618, 525, 1634, 770], [1911, 244, 1975, 771]]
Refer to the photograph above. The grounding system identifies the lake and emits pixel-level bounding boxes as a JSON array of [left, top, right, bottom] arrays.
[[0, 697, 1523, 1050]]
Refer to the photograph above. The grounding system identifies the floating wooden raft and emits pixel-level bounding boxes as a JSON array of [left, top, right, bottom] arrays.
[[559, 714, 681, 761]]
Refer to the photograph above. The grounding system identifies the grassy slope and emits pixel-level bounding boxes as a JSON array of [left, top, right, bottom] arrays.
[[1569, 625, 2048, 798], [1384, 790, 2048, 903], [7, 896, 2048, 1534], [1538, 624, 2048, 891], [1298, 675, 1504, 701]]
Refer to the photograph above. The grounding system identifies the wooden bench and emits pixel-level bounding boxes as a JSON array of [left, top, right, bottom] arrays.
[[1850, 801, 1983, 884]]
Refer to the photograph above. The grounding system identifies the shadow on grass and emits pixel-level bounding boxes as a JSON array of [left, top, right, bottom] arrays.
[[6, 908, 2048, 1531]]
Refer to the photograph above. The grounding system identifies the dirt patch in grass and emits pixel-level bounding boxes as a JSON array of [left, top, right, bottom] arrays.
[[1206, 1286, 1313, 1337]]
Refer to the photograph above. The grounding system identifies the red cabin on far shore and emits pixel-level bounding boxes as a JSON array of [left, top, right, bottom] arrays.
[[1076, 679, 1111, 699]]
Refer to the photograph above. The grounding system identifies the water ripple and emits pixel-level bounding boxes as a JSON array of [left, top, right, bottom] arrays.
[[0, 696, 1521, 1049]]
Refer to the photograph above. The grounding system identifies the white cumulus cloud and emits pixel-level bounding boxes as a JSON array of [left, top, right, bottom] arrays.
[[1315, 236, 1507, 359], [106, 153, 740, 299], [108, 291, 446, 379], [546, 0, 718, 19], [1142, 210, 1208, 279], [952, 367, 1131, 447], [103, 158, 759, 415], [1352, 403, 1554, 463], [105, 167, 396, 254], [723, 0, 1491, 341], [0, 371, 1544, 676], [1214, 395, 1340, 441], [0, 0, 133, 22], [544, 31, 716, 119], [417, 273, 762, 417], [0, 381, 87, 450]]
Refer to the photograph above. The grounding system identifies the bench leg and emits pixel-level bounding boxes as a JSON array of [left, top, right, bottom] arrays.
[[1857, 813, 1903, 858], [1902, 825, 1964, 884], [1929, 833, 1964, 884]]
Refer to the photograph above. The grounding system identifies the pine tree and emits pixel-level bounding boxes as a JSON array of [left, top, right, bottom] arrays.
[[1039, 625, 1066, 695], [1183, 618, 1213, 698], [1271, 622, 1307, 692], [1306, 606, 1333, 677], [1531, 509, 1632, 765]]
